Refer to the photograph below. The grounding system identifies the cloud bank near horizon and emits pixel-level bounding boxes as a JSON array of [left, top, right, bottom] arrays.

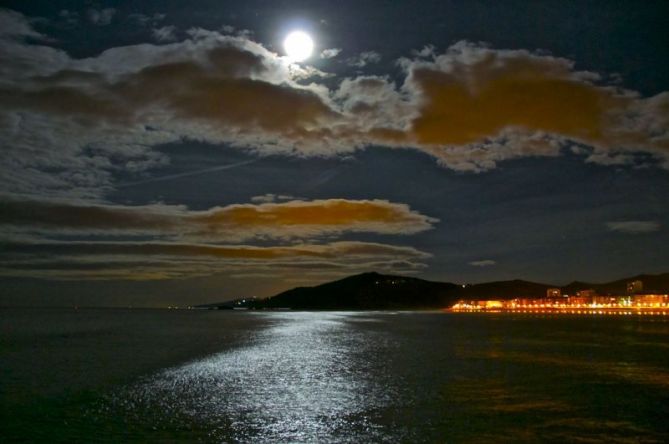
[[0, 196, 436, 280], [0, 197, 437, 241], [0, 239, 430, 281]]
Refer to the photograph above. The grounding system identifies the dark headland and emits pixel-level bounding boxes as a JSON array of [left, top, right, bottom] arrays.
[[197, 271, 669, 310]]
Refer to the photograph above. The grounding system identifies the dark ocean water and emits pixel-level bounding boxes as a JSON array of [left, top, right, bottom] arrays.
[[2, 309, 669, 443]]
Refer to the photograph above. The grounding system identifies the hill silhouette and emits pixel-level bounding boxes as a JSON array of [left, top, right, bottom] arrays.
[[260, 272, 460, 310], [200, 271, 669, 310]]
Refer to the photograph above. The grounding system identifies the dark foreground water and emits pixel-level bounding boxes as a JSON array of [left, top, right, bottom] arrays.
[[2, 309, 669, 443]]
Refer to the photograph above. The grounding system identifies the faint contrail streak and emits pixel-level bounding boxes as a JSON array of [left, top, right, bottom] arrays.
[[116, 159, 257, 188]]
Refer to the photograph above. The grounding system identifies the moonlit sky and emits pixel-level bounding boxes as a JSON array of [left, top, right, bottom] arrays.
[[1, 1, 668, 307]]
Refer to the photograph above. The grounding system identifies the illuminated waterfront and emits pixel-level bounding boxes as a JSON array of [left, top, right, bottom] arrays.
[[450, 293, 669, 315]]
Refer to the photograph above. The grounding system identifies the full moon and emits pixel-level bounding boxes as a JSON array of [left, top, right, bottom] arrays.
[[283, 31, 314, 62]]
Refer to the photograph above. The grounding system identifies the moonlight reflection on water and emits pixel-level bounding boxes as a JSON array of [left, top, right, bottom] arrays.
[[114, 312, 402, 442], [103, 312, 669, 443]]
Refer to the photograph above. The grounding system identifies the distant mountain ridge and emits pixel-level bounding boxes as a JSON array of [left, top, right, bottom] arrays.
[[200, 271, 669, 310]]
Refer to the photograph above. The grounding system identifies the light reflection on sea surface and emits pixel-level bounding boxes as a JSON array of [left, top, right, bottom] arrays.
[[4, 309, 669, 442], [112, 312, 402, 442], [104, 312, 669, 443]]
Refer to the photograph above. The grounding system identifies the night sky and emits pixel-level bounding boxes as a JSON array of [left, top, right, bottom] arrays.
[[1, 1, 668, 307]]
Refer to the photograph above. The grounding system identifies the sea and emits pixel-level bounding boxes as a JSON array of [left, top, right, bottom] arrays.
[[1, 308, 669, 443]]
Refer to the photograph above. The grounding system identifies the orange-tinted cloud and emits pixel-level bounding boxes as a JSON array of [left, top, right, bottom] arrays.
[[0, 194, 436, 280], [407, 60, 619, 146], [192, 199, 437, 237], [354, 43, 669, 169], [0, 197, 437, 240]]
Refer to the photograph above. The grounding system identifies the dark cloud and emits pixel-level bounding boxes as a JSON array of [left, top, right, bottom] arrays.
[[58, 10, 79, 26], [0, 240, 431, 280], [128, 13, 166, 26], [152, 26, 177, 42], [347, 51, 381, 68], [1, 239, 425, 260]]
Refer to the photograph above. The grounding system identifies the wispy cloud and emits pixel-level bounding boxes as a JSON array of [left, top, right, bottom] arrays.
[[87, 8, 116, 26], [0, 240, 431, 280], [116, 160, 256, 188], [469, 260, 496, 267], [58, 10, 79, 26], [320, 48, 341, 59], [250, 194, 301, 204], [152, 25, 177, 42], [0, 8, 45, 38], [606, 221, 660, 234], [347, 51, 381, 68], [128, 13, 165, 26]]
